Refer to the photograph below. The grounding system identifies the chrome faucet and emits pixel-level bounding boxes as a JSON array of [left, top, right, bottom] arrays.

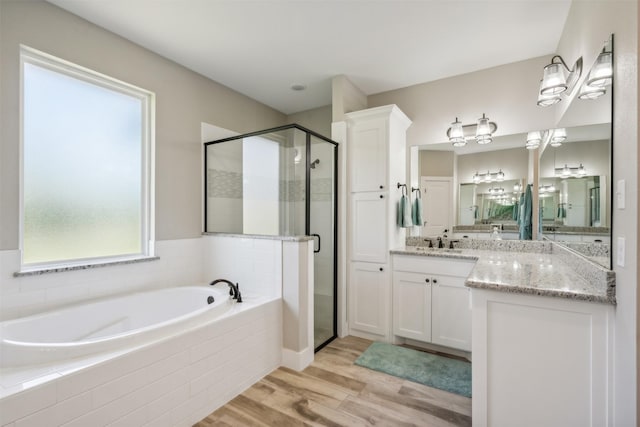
[[209, 279, 242, 303]]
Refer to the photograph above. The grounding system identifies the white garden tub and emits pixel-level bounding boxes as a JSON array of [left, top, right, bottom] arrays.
[[0, 285, 238, 367]]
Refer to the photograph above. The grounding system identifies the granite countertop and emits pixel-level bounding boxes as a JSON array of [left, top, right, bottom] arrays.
[[390, 246, 615, 305]]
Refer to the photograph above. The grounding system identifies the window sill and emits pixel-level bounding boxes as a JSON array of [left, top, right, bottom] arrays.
[[14, 256, 160, 277]]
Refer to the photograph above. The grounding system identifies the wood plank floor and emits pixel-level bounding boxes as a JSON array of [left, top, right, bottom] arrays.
[[194, 336, 472, 426]]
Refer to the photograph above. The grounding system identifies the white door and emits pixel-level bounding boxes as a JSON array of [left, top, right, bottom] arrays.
[[349, 262, 390, 338], [565, 179, 588, 226], [350, 192, 387, 263], [431, 275, 472, 351], [348, 118, 387, 192], [393, 272, 432, 341], [421, 177, 452, 236]]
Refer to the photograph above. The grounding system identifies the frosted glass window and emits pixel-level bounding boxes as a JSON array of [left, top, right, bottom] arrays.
[[21, 48, 154, 267]]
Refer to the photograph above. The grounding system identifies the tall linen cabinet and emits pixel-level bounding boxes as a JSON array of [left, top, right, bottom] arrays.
[[345, 105, 412, 342]]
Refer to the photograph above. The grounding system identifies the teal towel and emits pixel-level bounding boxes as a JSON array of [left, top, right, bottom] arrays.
[[412, 196, 423, 227], [398, 195, 413, 228]]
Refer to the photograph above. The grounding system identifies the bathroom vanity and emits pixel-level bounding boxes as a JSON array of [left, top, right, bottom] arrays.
[[390, 241, 615, 427], [392, 251, 475, 352]]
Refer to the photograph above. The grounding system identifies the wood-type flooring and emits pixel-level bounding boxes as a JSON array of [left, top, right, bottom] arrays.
[[194, 336, 472, 426]]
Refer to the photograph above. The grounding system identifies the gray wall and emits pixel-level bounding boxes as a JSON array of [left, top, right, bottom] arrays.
[[287, 105, 332, 139], [0, 0, 287, 249], [368, 56, 557, 148], [419, 150, 454, 177], [458, 147, 528, 184], [555, 1, 637, 423]]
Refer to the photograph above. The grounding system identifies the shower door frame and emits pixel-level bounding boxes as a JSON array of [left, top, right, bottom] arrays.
[[203, 124, 339, 352]]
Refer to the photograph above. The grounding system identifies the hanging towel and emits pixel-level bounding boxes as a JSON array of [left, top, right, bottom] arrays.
[[397, 195, 413, 228], [519, 184, 533, 240], [412, 194, 423, 227]]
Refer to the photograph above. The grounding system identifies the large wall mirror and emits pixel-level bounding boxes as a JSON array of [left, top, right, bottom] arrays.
[[538, 35, 613, 268], [411, 35, 613, 269]]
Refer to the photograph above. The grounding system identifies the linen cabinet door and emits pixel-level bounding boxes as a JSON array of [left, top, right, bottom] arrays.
[[348, 262, 390, 339], [350, 192, 387, 263]]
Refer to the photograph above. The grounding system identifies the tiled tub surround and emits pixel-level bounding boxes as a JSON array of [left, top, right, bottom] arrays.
[[395, 238, 615, 304], [0, 299, 282, 427], [0, 234, 314, 426]]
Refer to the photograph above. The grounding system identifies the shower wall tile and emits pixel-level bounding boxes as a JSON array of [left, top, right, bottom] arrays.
[[207, 169, 243, 199]]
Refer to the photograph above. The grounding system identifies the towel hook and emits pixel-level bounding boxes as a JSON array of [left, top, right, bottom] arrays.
[[397, 182, 407, 196], [411, 187, 421, 198]]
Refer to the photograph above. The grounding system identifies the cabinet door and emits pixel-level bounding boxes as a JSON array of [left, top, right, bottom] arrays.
[[348, 118, 388, 192], [393, 272, 432, 341], [349, 262, 390, 338], [351, 192, 387, 263], [431, 276, 471, 351]]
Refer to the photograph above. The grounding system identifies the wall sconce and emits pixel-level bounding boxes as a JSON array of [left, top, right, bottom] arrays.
[[537, 55, 583, 107], [447, 114, 497, 146], [555, 163, 587, 178], [578, 46, 613, 100], [472, 169, 505, 184]]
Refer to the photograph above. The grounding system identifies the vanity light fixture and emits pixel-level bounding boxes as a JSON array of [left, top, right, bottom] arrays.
[[475, 114, 493, 144], [578, 84, 606, 100], [525, 131, 542, 150], [539, 184, 556, 193], [586, 49, 613, 87], [537, 80, 561, 106], [555, 163, 587, 178], [578, 46, 613, 101], [447, 114, 497, 146], [540, 55, 583, 96], [549, 128, 567, 147], [472, 170, 506, 183], [513, 183, 523, 192], [537, 55, 583, 107], [449, 117, 466, 146]]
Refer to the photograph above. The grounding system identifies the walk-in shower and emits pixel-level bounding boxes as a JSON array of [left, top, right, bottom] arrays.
[[203, 124, 338, 351]]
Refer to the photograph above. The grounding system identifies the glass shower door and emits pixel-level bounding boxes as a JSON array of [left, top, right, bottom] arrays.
[[308, 136, 337, 350]]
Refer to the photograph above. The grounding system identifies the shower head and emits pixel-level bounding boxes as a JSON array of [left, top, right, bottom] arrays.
[[310, 159, 320, 169]]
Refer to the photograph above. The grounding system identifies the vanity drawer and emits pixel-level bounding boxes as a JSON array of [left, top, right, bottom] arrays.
[[392, 255, 475, 277]]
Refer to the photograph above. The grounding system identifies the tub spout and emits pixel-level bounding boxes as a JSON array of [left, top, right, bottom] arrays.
[[209, 279, 242, 303]]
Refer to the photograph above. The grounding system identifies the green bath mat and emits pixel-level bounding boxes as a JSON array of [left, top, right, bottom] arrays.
[[354, 342, 472, 397]]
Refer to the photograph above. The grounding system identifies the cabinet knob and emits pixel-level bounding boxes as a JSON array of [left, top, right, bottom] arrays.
[[432, 279, 438, 284], [379, 185, 384, 189], [379, 195, 384, 199], [379, 267, 384, 272], [425, 278, 430, 283]]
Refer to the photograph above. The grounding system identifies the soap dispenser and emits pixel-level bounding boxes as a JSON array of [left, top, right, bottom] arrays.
[[491, 226, 502, 240]]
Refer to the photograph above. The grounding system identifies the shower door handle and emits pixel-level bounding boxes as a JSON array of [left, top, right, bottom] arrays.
[[311, 234, 321, 253]]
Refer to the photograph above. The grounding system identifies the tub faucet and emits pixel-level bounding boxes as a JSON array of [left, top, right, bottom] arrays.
[[209, 279, 243, 303]]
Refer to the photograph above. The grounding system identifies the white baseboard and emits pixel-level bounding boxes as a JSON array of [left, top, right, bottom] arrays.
[[281, 346, 314, 371]]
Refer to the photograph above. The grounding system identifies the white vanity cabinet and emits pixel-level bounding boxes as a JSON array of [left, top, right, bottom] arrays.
[[471, 288, 613, 427], [393, 271, 432, 341], [345, 105, 412, 342], [392, 254, 475, 351]]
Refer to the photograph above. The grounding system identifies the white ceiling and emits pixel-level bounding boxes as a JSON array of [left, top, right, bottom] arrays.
[[48, 0, 572, 115]]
